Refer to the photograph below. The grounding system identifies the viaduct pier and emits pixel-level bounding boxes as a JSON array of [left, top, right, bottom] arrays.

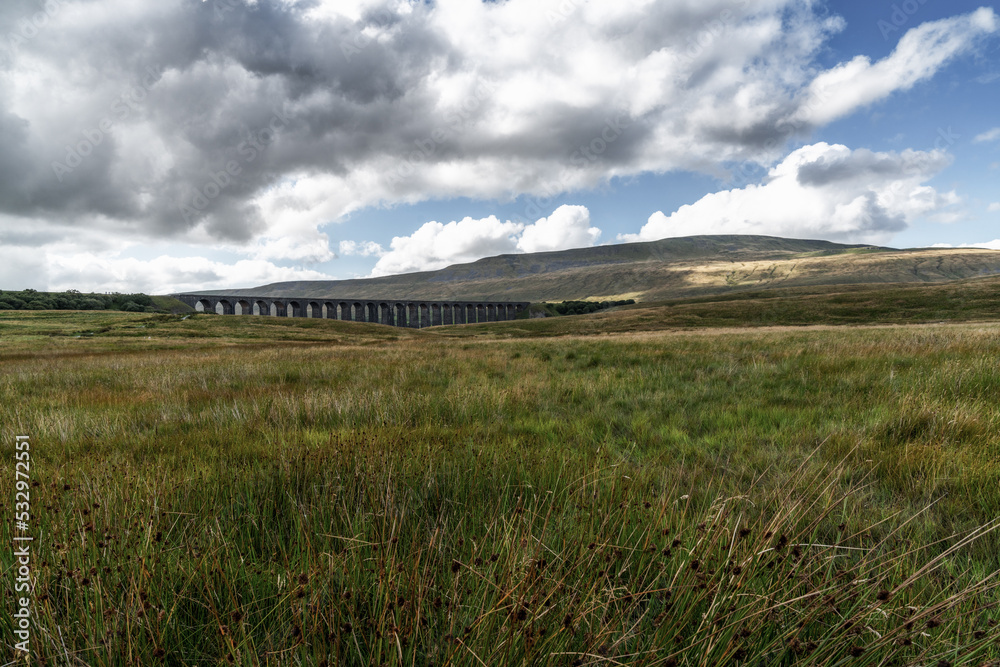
[[172, 294, 530, 329]]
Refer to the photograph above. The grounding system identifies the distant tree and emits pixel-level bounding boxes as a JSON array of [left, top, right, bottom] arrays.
[[0, 289, 161, 312]]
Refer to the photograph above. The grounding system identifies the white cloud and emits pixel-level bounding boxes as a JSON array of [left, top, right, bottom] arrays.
[[976, 128, 1000, 143], [371, 215, 525, 276], [41, 253, 336, 294], [931, 240, 1000, 250], [339, 240, 386, 257], [516, 205, 600, 253], [988, 202, 1000, 212], [622, 143, 960, 244], [371, 205, 603, 276], [0, 1, 994, 277], [793, 8, 997, 127], [250, 234, 336, 264]]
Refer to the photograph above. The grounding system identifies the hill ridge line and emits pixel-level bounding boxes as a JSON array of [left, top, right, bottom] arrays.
[[188, 234, 998, 302]]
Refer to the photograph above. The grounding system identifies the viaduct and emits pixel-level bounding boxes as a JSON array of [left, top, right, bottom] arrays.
[[172, 294, 530, 329]]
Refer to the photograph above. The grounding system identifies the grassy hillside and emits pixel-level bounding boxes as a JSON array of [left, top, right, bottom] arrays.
[[442, 274, 1000, 338], [190, 235, 1000, 302], [3, 309, 1000, 665]]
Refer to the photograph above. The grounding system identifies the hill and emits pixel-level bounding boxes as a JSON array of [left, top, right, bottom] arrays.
[[189, 235, 1000, 302]]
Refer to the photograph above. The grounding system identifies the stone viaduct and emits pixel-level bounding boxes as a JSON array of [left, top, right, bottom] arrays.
[[172, 294, 530, 329]]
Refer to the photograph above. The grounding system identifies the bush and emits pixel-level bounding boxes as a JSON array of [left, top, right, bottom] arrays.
[[550, 299, 636, 316]]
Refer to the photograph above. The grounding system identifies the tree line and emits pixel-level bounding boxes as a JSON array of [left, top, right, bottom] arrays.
[[0, 289, 157, 312], [549, 299, 636, 316]]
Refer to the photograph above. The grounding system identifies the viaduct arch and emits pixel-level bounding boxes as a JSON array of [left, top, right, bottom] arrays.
[[173, 294, 529, 329]]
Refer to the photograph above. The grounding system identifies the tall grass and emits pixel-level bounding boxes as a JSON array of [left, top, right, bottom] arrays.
[[2, 318, 1000, 664]]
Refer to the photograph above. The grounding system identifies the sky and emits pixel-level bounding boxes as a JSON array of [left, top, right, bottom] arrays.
[[1, 0, 998, 293]]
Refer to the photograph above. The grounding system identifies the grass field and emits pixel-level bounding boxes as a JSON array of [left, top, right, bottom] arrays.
[[3, 308, 1000, 666]]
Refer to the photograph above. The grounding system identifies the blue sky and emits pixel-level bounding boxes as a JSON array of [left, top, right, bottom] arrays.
[[0, 0, 997, 292]]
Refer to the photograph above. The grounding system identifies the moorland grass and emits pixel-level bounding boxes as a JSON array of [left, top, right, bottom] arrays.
[[439, 276, 1000, 339], [2, 313, 1000, 665]]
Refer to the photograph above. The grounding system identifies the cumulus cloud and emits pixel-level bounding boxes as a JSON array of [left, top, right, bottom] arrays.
[[988, 202, 1000, 212], [371, 215, 524, 276], [623, 143, 960, 244], [516, 205, 600, 253], [0, 0, 994, 274], [371, 205, 602, 276]]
